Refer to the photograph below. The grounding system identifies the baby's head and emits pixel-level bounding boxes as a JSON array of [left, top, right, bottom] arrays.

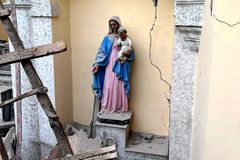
[[118, 27, 127, 40]]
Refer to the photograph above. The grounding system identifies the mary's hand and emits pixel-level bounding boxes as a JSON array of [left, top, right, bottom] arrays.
[[92, 64, 99, 74]]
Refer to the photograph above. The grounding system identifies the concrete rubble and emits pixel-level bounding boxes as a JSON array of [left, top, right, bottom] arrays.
[[68, 129, 102, 155]]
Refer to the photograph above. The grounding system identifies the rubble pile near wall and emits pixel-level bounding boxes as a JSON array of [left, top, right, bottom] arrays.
[[44, 125, 118, 160], [68, 129, 102, 154]]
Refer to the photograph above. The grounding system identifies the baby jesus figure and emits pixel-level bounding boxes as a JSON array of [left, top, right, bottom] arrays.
[[117, 27, 132, 63]]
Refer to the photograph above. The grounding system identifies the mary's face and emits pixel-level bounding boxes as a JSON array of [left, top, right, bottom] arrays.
[[109, 20, 119, 33]]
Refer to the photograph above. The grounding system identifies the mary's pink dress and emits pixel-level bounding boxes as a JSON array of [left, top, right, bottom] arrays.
[[101, 38, 128, 113]]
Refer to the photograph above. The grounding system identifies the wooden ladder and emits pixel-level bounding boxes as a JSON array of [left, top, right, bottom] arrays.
[[0, 1, 73, 160]]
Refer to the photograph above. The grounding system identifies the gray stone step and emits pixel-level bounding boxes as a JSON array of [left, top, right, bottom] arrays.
[[125, 133, 169, 160], [125, 151, 168, 160]]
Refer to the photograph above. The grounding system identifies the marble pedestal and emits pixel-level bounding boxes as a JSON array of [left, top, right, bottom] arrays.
[[95, 110, 133, 159]]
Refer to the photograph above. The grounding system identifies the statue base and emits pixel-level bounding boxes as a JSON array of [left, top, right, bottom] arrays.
[[97, 110, 133, 125], [95, 110, 133, 159]]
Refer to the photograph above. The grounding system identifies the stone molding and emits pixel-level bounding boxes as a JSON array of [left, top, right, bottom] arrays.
[[176, 0, 204, 5], [4, 3, 32, 9], [4, 1, 59, 18], [30, 2, 59, 18], [175, 0, 204, 26], [177, 26, 201, 52]]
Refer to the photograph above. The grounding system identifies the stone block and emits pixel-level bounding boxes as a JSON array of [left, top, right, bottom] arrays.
[[97, 110, 133, 125], [95, 111, 132, 159]]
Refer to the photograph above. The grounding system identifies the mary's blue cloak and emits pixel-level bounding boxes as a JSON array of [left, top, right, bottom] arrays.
[[92, 35, 134, 99]]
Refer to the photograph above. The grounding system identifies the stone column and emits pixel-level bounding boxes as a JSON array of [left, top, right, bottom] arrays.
[[6, 0, 58, 159], [170, 0, 204, 160], [30, 1, 57, 159]]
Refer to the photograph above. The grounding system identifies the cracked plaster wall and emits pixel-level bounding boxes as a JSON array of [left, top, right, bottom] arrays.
[[69, 0, 174, 136], [192, 0, 240, 159]]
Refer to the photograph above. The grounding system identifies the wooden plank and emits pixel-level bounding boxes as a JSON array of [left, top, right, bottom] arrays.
[[55, 152, 118, 160], [0, 9, 10, 18], [77, 145, 116, 159], [0, 41, 67, 66], [0, 136, 9, 160], [0, 2, 73, 157], [84, 152, 118, 160], [0, 87, 48, 108], [55, 146, 116, 160]]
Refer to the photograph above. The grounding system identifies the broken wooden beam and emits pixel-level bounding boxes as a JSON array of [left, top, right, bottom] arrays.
[[0, 9, 10, 18], [0, 87, 48, 108], [0, 41, 67, 66], [84, 152, 118, 160], [76, 145, 116, 159], [79, 145, 116, 159], [0, 136, 9, 160], [55, 145, 117, 160]]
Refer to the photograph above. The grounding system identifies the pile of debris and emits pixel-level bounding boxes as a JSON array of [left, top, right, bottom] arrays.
[[44, 124, 117, 160], [66, 125, 102, 154], [1, 124, 118, 160]]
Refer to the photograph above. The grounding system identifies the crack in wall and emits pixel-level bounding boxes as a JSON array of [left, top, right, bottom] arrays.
[[210, 0, 240, 27], [213, 15, 240, 27], [149, 1, 171, 105], [149, 0, 171, 133]]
